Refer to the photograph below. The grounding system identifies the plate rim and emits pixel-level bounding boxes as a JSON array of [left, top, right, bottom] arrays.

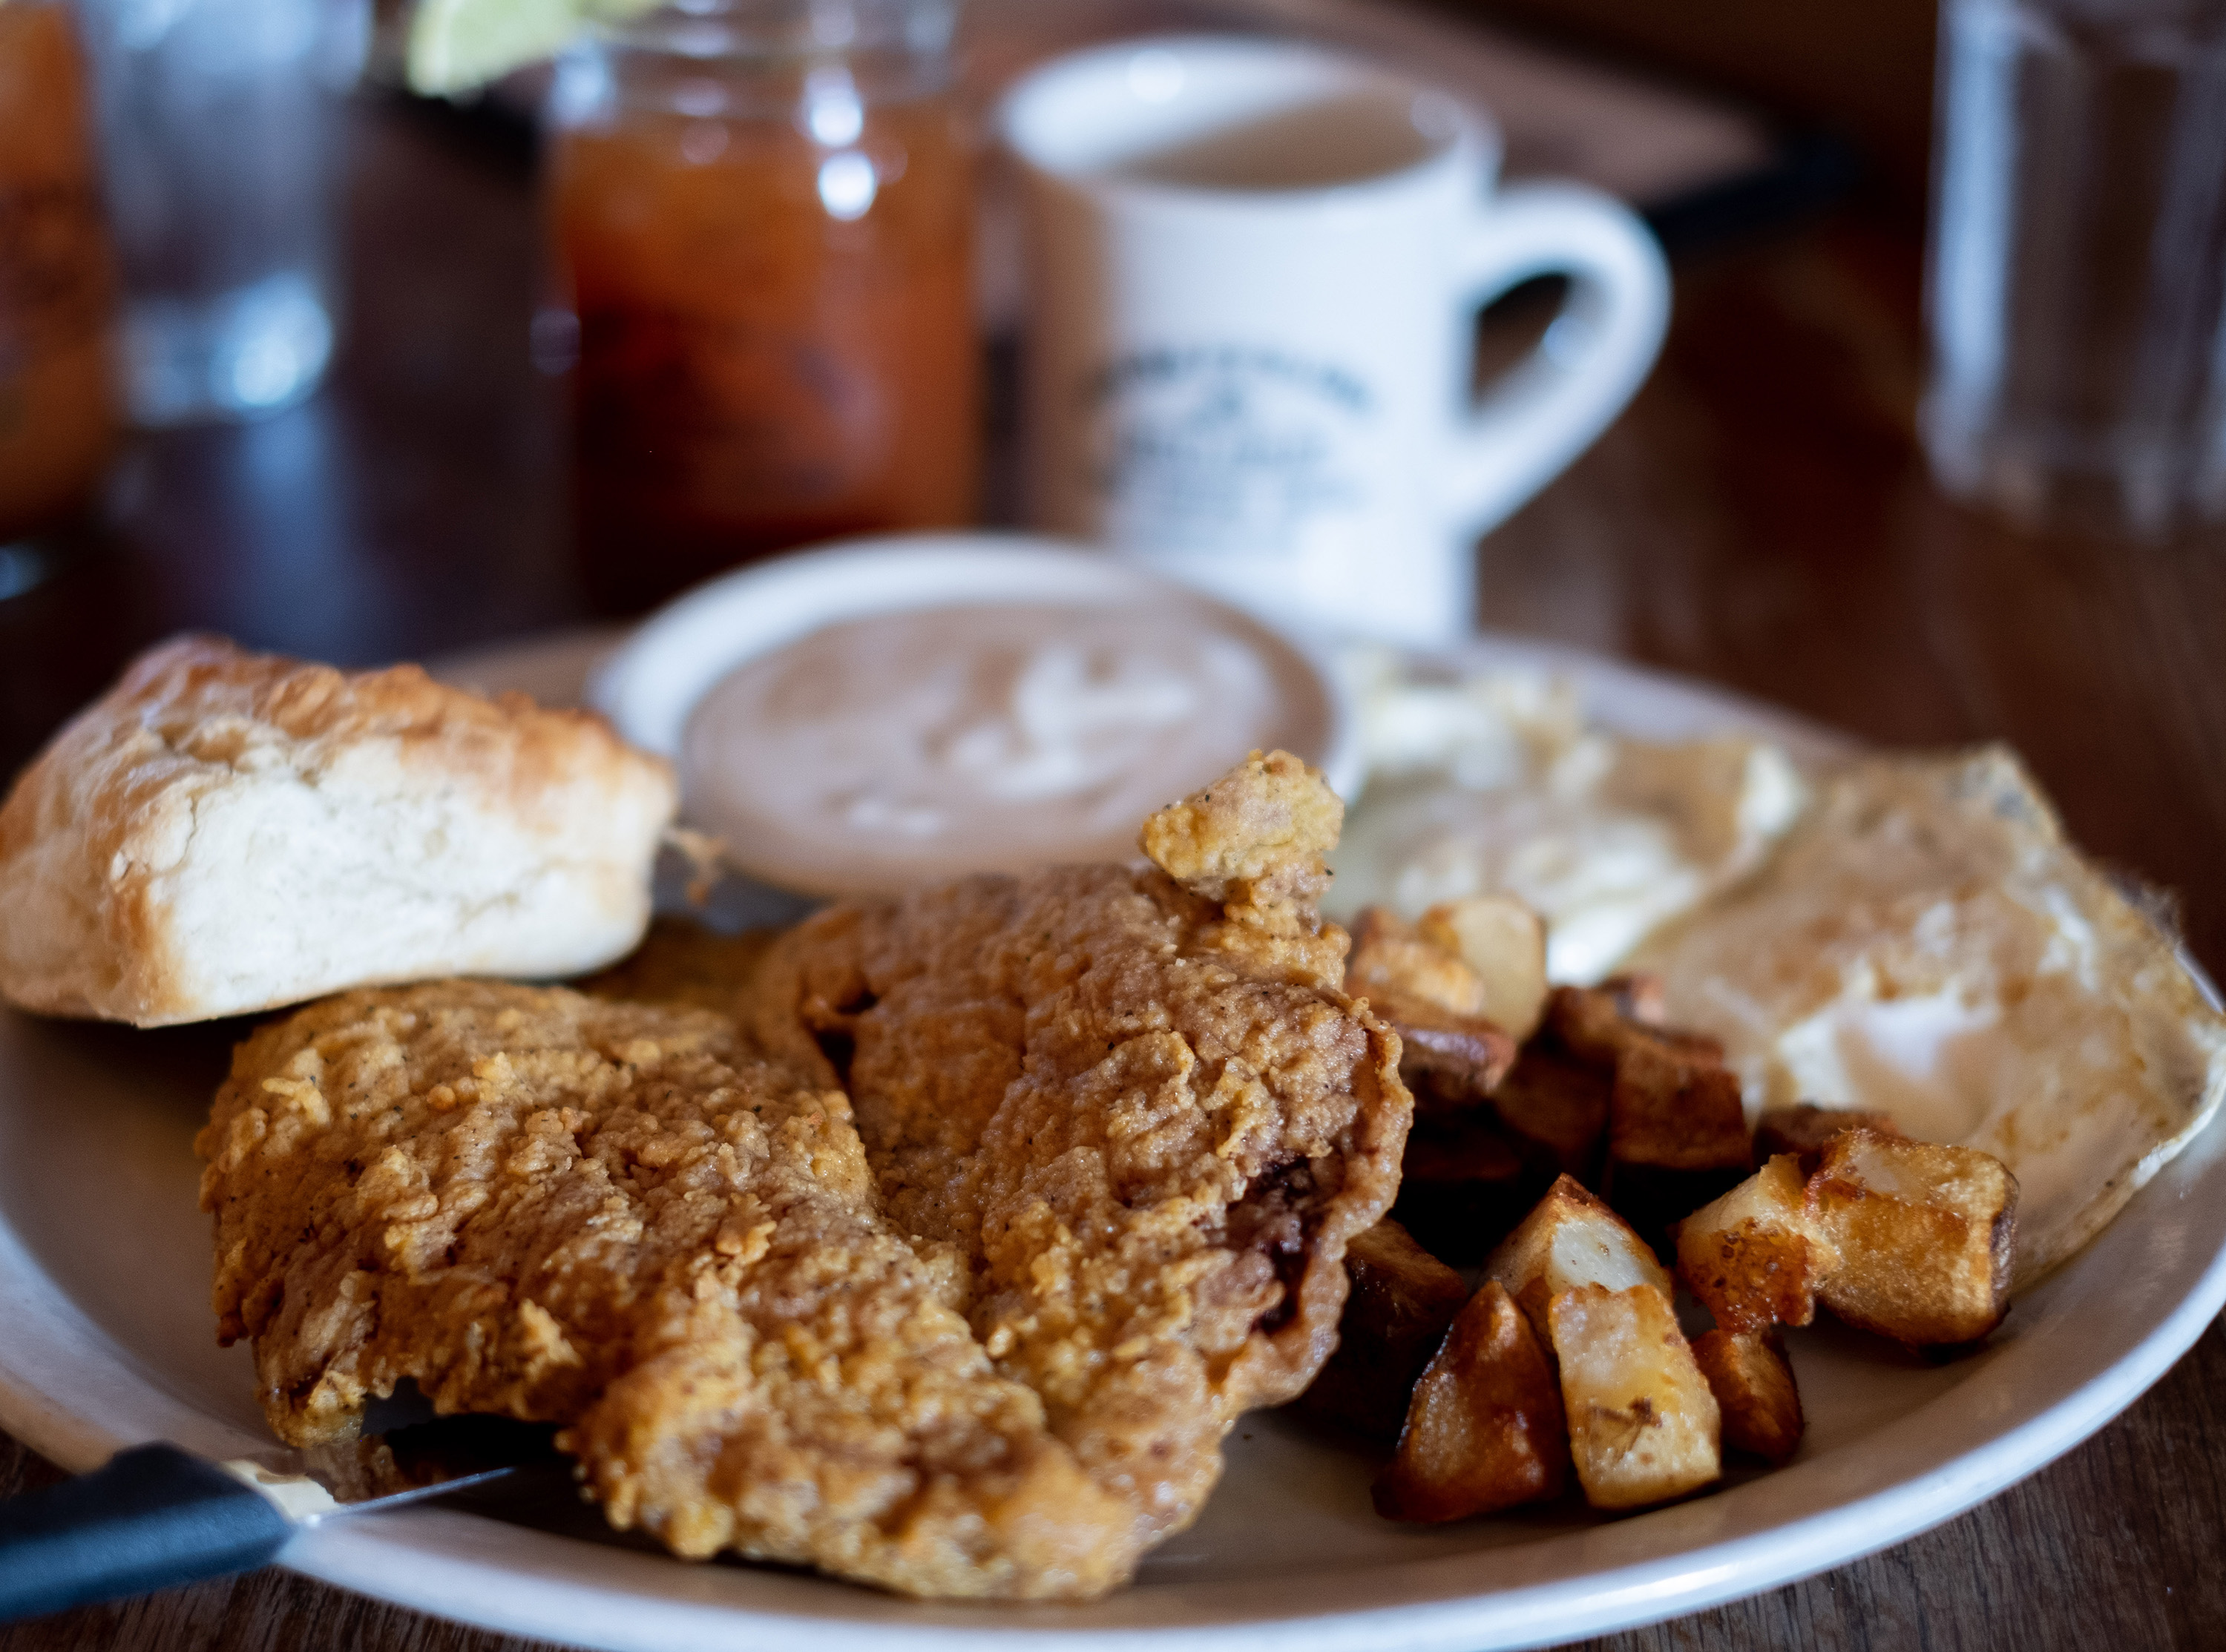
[[2, 626, 2219, 1651]]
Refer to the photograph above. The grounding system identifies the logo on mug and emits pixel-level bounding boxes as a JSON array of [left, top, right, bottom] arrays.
[[1086, 346, 1373, 557]]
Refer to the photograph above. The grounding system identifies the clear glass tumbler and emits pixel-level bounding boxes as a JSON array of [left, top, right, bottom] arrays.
[[74, 0, 363, 426], [1923, 0, 2226, 537]]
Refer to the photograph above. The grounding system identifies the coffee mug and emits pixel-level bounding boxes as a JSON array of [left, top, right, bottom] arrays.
[[999, 36, 1671, 645]]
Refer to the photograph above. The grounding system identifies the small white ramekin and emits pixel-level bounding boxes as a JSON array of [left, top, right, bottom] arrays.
[[590, 530, 1361, 897]]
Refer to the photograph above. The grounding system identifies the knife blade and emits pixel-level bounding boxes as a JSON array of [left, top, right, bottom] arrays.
[[0, 1415, 565, 1624]]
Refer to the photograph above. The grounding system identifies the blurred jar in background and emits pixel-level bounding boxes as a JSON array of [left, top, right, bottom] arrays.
[[545, 0, 979, 614], [75, 0, 363, 426], [0, 0, 120, 558], [1923, 0, 2226, 537]]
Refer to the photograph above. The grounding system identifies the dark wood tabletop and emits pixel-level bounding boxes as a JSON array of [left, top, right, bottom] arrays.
[[4, 82, 2225, 1652]]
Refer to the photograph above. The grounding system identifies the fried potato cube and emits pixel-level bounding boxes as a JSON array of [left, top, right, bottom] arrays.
[[1755, 1103, 1905, 1171], [1347, 907, 1485, 1017], [1373, 985, 1519, 1114], [1673, 1154, 1840, 1332], [1489, 1044, 1611, 1185], [1808, 1131, 2018, 1346], [1393, 1116, 1532, 1263], [1485, 1174, 1672, 1343], [1604, 1039, 1753, 1251], [1550, 1283, 1721, 1510], [1374, 1280, 1568, 1521], [1416, 895, 1549, 1042], [1546, 984, 1724, 1071], [1690, 1329, 1803, 1464], [1293, 1220, 1471, 1442]]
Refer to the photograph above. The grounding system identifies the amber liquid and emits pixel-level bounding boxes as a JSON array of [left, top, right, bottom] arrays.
[[0, 3, 119, 542], [553, 92, 979, 613]]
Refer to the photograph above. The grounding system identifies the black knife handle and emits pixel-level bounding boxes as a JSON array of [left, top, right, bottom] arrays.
[[0, 1444, 292, 1622]]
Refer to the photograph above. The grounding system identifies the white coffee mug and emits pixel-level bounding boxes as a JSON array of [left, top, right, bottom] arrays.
[[999, 36, 1671, 645]]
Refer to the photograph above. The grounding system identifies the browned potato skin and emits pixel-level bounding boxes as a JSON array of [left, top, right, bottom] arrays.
[[1809, 1131, 2019, 1346], [1603, 1039, 1753, 1252], [1755, 1104, 1904, 1172], [1374, 1280, 1568, 1522], [1546, 985, 1724, 1070], [1681, 1219, 1816, 1333], [1291, 1220, 1471, 1443], [1392, 1115, 1532, 1263], [1691, 1329, 1805, 1464], [1370, 984, 1519, 1113], [1489, 1044, 1611, 1185], [1673, 1156, 1833, 1333], [1344, 909, 1520, 1117], [1534, 986, 1749, 1248]]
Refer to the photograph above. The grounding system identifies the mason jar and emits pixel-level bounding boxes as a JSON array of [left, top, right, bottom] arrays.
[[545, 0, 979, 613], [0, 0, 119, 558]]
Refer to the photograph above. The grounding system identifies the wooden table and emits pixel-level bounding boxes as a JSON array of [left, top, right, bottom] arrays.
[[5, 88, 2225, 1652]]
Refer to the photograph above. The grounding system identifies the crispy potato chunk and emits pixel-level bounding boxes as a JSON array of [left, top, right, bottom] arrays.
[[1347, 907, 1486, 1016], [1546, 984, 1724, 1070], [1550, 1283, 1721, 1510], [1374, 1280, 1567, 1521], [1292, 1220, 1471, 1443], [1486, 1174, 1672, 1345], [1345, 907, 1518, 1113], [1534, 985, 1747, 1246], [1755, 1104, 1904, 1171], [1393, 1116, 1531, 1262], [1372, 985, 1519, 1114], [1488, 1044, 1611, 1185], [1415, 896, 1549, 1043], [1690, 1329, 1803, 1464], [1605, 1039, 1753, 1251], [1674, 1155, 1840, 1332], [1808, 1131, 2018, 1346]]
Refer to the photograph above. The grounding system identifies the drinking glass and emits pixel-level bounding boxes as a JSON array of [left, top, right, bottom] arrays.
[[1923, 0, 2226, 537], [74, 0, 364, 427]]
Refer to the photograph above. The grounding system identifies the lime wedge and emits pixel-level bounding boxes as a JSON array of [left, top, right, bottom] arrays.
[[406, 0, 661, 96]]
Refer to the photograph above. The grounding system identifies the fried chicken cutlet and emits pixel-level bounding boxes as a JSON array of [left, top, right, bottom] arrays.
[[197, 751, 1408, 1599], [743, 749, 1407, 1548]]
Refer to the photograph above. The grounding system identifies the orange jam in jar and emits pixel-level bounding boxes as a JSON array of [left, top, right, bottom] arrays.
[[0, 0, 119, 544], [548, 1, 978, 613]]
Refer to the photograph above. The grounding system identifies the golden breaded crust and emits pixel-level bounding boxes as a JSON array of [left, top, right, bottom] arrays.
[[0, 635, 675, 1026], [198, 981, 1132, 1599], [746, 751, 1408, 1550]]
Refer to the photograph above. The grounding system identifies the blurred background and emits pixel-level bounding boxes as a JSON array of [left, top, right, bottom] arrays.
[[4, 0, 2223, 961]]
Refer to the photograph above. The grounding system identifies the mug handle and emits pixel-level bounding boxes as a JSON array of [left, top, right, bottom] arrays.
[[1445, 182, 1672, 537]]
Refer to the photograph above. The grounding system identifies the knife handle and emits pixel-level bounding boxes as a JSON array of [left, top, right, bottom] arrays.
[[0, 1444, 292, 1622]]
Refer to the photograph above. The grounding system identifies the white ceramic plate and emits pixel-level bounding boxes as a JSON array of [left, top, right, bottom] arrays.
[[3, 630, 2221, 1652]]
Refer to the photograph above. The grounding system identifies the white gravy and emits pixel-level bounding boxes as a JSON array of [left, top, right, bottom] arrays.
[[681, 601, 1326, 892]]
